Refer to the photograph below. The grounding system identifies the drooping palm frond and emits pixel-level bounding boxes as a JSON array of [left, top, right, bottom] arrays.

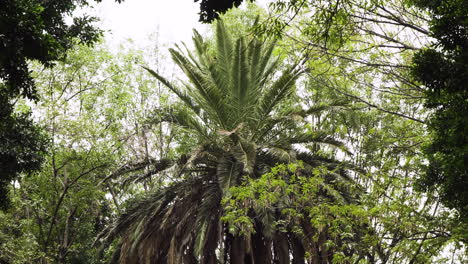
[[101, 173, 221, 264]]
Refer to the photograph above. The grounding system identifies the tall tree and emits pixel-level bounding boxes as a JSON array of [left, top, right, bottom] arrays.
[[98, 20, 360, 263]]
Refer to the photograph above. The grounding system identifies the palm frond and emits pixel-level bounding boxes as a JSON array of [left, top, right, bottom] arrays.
[[192, 29, 210, 67], [177, 42, 204, 71], [215, 20, 233, 80], [256, 67, 302, 122], [170, 48, 230, 129], [273, 130, 351, 154], [257, 40, 277, 83], [232, 137, 257, 175], [296, 151, 364, 176], [143, 66, 201, 114], [217, 154, 242, 193], [101, 158, 170, 183], [157, 107, 211, 141], [120, 159, 174, 187], [231, 37, 253, 117], [252, 114, 300, 143], [194, 181, 222, 257], [264, 146, 295, 164]]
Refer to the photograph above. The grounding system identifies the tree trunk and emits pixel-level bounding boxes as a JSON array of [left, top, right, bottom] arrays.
[[230, 235, 246, 264], [229, 235, 255, 264], [273, 232, 289, 264], [252, 223, 272, 264], [290, 235, 305, 264], [318, 230, 330, 264]]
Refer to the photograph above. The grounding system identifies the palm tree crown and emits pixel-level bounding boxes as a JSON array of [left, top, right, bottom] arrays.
[[100, 21, 357, 264]]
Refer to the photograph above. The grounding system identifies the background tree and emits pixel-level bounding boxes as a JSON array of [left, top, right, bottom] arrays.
[[0, 107, 48, 209], [0, 0, 123, 209], [0, 39, 175, 263], [248, 0, 466, 225], [257, 0, 428, 121], [411, 0, 468, 223]]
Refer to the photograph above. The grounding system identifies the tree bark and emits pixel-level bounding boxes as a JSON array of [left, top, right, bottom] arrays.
[[252, 222, 272, 264], [273, 232, 289, 264], [290, 235, 305, 264], [230, 235, 246, 264]]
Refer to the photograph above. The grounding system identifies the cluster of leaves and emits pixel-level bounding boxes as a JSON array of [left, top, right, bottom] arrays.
[[0, 210, 44, 264], [223, 157, 465, 263], [222, 162, 375, 263]]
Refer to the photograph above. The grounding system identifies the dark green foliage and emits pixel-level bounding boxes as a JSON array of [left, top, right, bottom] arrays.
[[0, 96, 48, 209], [411, 0, 468, 219], [195, 0, 250, 23]]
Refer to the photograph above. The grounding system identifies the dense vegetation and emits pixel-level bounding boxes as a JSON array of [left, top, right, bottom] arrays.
[[0, 0, 466, 263], [0, 0, 124, 209]]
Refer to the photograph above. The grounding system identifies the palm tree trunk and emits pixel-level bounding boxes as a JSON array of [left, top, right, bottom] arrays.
[[273, 232, 289, 264], [290, 235, 305, 264], [252, 231, 272, 264], [230, 235, 246, 264], [230, 235, 255, 264]]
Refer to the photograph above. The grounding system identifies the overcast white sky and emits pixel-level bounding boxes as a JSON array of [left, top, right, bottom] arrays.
[[84, 0, 271, 50], [88, 0, 207, 48]]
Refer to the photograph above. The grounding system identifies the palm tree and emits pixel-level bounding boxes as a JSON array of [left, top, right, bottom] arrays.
[[99, 21, 359, 264]]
